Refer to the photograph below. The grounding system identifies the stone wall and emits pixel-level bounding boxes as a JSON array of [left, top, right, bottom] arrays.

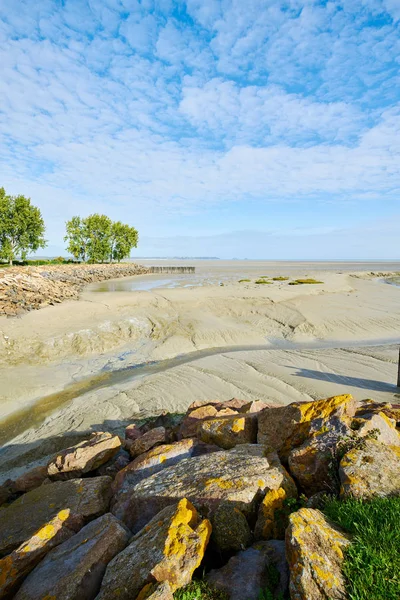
[[0, 263, 149, 316]]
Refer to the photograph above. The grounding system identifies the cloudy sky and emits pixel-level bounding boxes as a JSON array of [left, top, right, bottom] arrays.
[[1, 0, 399, 259]]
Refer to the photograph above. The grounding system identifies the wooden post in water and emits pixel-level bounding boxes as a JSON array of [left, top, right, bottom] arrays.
[[398, 347, 400, 388]]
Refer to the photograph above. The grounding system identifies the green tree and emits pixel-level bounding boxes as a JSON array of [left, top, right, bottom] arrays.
[[64, 216, 90, 262], [0, 187, 47, 265], [85, 214, 112, 263], [110, 221, 138, 262]]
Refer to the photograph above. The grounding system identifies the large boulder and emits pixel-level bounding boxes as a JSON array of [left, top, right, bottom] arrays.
[[339, 439, 400, 499], [286, 508, 350, 600], [111, 445, 295, 534], [257, 395, 356, 459], [14, 513, 129, 600], [0, 476, 112, 556], [0, 509, 82, 599], [206, 540, 288, 600], [112, 438, 197, 512], [198, 414, 257, 449], [288, 414, 352, 495], [47, 433, 121, 480], [96, 499, 211, 600]]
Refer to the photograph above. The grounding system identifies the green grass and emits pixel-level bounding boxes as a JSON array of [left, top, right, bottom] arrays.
[[255, 279, 273, 284], [323, 496, 400, 600], [272, 276, 289, 281], [288, 278, 323, 285], [0, 258, 78, 267], [173, 581, 228, 600], [238, 279, 251, 283]]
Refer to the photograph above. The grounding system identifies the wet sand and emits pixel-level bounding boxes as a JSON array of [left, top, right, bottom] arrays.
[[1, 260, 400, 477]]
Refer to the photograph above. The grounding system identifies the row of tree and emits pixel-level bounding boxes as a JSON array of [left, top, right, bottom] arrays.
[[0, 187, 138, 265], [64, 215, 138, 263]]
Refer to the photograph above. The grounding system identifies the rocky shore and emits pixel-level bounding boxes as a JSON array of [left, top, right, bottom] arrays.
[[0, 263, 149, 316], [0, 394, 399, 599]]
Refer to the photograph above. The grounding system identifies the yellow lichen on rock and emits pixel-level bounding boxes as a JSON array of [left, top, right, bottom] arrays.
[[198, 414, 257, 449], [0, 508, 82, 599], [97, 499, 211, 600], [255, 487, 287, 539], [286, 508, 350, 600], [258, 394, 356, 458], [340, 439, 400, 499]]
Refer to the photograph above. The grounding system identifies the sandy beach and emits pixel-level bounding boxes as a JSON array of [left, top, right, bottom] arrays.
[[1, 260, 400, 479]]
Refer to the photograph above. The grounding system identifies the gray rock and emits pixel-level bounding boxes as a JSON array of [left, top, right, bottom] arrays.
[[0, 476, 112, 556], [14, 513, 129, 600]]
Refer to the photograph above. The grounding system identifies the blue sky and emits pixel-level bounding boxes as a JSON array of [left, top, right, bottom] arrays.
[[0, 0, 399, 259]]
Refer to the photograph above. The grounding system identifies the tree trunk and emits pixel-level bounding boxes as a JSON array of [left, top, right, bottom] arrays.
[[9, 258, 12, 266]]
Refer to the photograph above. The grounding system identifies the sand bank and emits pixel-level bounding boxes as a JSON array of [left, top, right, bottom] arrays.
[[1, 260, 400, 473]]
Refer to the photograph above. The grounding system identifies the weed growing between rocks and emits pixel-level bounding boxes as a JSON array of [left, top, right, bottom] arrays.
[[173, 580, 228, 599], [323, 496, 400, 600]]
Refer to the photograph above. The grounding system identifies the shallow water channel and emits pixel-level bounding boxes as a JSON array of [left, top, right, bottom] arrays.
[[1, 336, 400, 447]]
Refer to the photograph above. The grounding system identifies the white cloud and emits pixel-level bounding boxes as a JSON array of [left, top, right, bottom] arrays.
[[0, 0, 399, 256]]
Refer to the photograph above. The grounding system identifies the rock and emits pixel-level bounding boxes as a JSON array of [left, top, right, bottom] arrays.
[[47, 432, 121, 480], [0, 476, 112, 556], [96, 499, 211, 600], [206, 540, 288, 600], [258, 395, 356, 459], [339, 439, 400, 499], [0, 264, 149, 316], [14, 513, 129, 600], [0, 466, 48, 507], [95, 448, 131, 478], [221, 398, 254, 412], [211, 502, 252, 552], [125, 423, 143, 441], [136, 581, 173, 600], [129, 427, 168, 458], [178, 403, 227, 439], [139, 412, 184, 439], [243, 400, 273, 413], [356, 411, 400, 446], [286, 508, 350, 600], [191, 441, 222, 456], [254, 472, 297, 540], [0, 480, 17, 507], [0, 509, 83, 599], [112, 444, 296, 534], [13, 465, 48, 493], [112, 438, 197, 512], [198, 413, 258, 449], [288, 414, 352, 495]]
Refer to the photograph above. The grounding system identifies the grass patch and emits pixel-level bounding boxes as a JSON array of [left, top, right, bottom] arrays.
[[238, 279, 251, 283], [173, 581, 228, 600], [288, 278, 323, 285], [272, 276, 289, 281], [255, 279, 273, 284], [0, 257, 78, 267], [323, 496, 400, 600]]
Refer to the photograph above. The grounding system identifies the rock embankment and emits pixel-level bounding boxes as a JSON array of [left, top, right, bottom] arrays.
[[0, 263, 149, 316], [0, 395, 399, 599]]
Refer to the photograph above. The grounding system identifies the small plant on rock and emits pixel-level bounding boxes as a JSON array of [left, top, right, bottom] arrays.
[[174, 581, 228, 600]]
